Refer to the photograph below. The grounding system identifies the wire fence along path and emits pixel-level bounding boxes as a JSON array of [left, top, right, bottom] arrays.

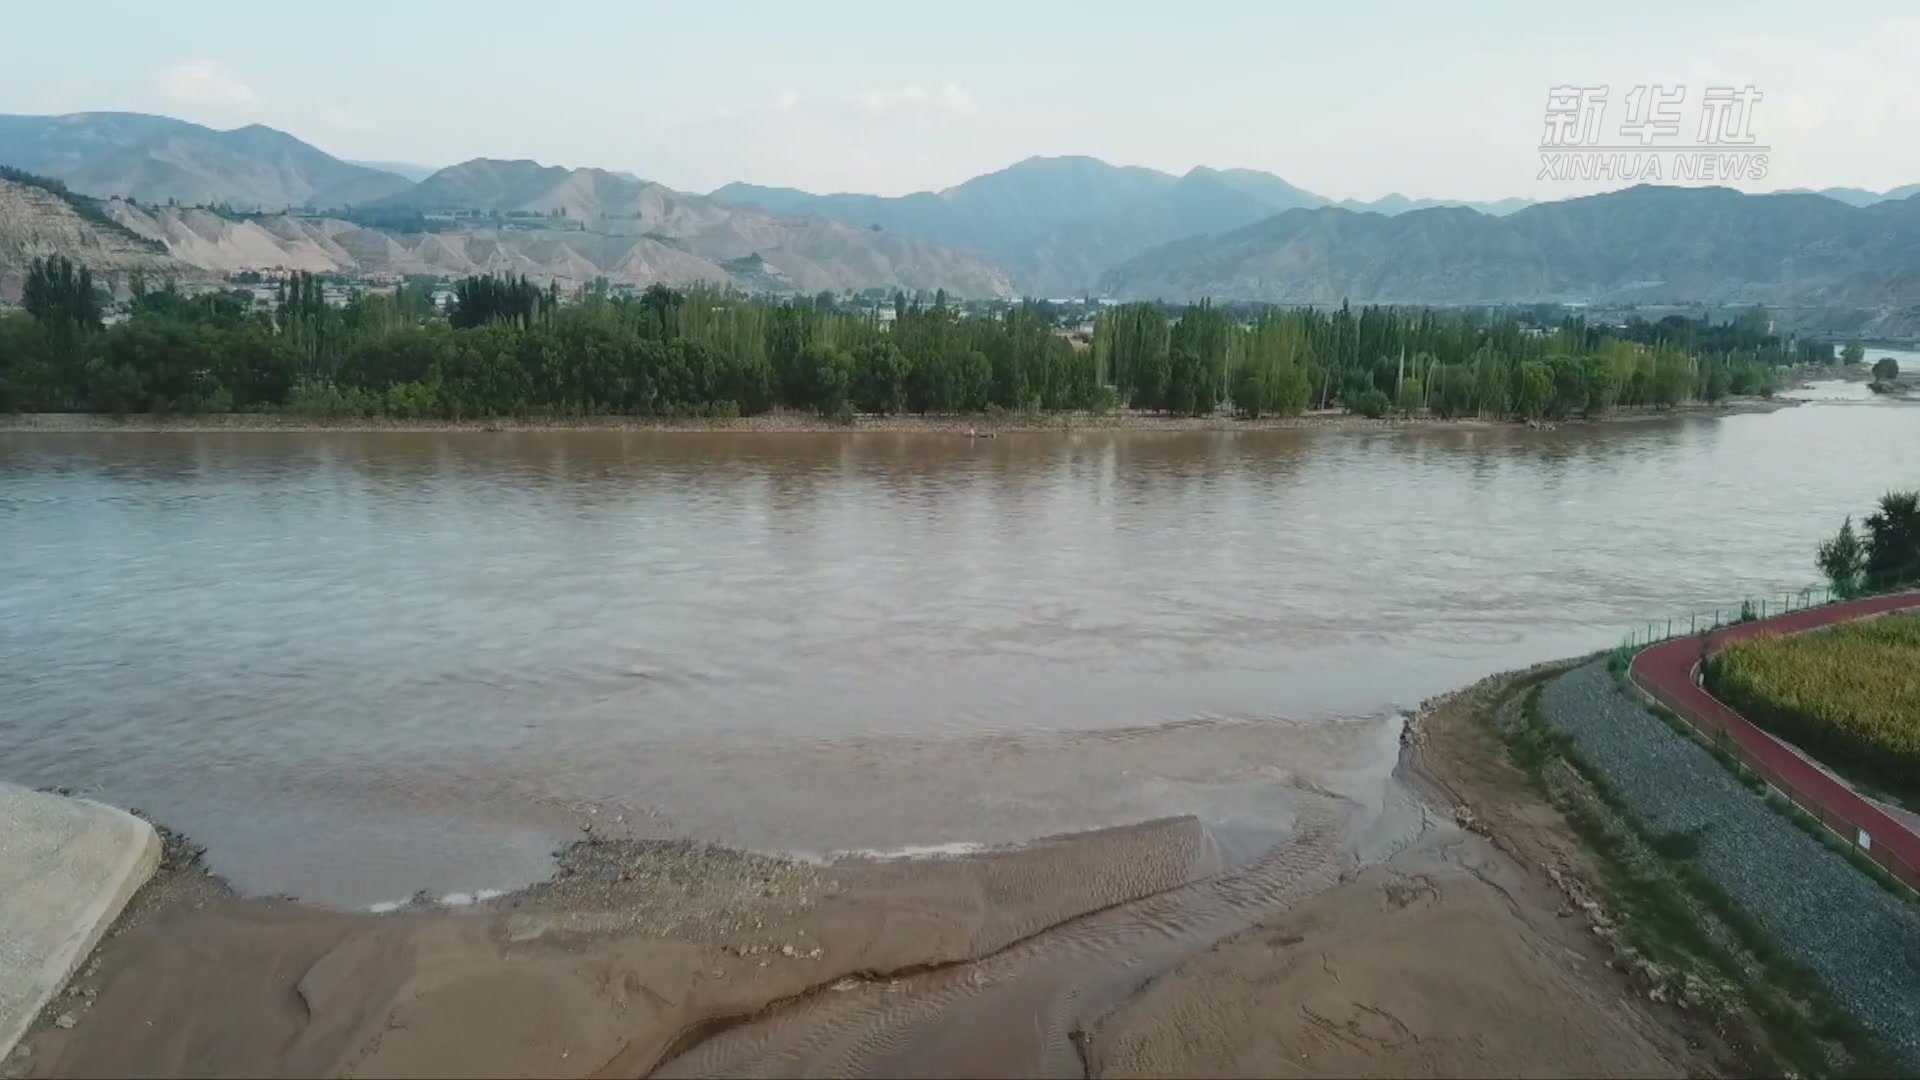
[[1619, 586, 1842, 651], [1627, 591, 1920, 892]]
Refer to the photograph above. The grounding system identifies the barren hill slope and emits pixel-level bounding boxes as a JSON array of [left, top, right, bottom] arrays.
[[88, 156, 1019, 296], [0, 174, 192, 299], [103, 197, 1018, 297]]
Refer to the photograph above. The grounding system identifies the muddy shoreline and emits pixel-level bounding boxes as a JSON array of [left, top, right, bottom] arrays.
[[0, 397, 1789, 436], [7, 670, 1738, 1079]]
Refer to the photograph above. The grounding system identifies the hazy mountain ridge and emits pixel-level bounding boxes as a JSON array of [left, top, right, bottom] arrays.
[[1335, 193, 1533, 216], [1778, 184, 1920, 207], [347, 159, 440, 183], [991, 167, 1315, 295], [1095, 186, 1920, 311], [713, 155, 1178, 259], [355, 158, 1018, 295], [709, 156, 1536, 293], [0, 112, 413, 210]]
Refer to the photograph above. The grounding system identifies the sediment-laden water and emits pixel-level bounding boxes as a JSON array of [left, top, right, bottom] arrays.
[[3, 382, 1914, 905]]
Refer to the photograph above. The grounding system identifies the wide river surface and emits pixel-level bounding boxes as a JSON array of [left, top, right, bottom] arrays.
[[4, 381, 1916, 906]]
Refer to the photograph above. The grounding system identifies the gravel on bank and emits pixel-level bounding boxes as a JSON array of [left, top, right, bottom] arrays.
[[1537, 661, 1920, 1068]]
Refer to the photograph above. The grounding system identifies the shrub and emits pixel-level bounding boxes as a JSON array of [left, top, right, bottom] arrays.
[[1816, 517, 1866, 598], [288, 378, 378, 419], [383, 381, 441, 419], [1862, 491, 1920, 583]]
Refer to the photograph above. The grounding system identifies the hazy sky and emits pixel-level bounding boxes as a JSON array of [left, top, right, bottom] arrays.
[[6, 0, 1918, 200]]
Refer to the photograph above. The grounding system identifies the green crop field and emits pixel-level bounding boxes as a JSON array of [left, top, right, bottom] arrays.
[[1707, 613, 1920, 801]]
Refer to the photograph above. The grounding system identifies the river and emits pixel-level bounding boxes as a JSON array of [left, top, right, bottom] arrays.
[[3, 381, 1915, 906]]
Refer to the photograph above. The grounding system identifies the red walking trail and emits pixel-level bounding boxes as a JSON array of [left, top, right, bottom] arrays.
[[1629, 590, 1920, 890]]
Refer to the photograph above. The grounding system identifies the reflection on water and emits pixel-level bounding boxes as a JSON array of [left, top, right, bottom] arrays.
[[3, 388, 1916, 904]]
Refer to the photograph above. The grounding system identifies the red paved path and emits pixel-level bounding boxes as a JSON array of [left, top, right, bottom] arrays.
[[1629, 591, 1920, 889]]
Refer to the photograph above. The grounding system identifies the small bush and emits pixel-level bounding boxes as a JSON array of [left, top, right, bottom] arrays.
[[383, 381, 441, 419], [287, 378, 379, 419]]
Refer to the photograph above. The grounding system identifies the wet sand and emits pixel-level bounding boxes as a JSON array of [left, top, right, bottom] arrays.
[[12, 819, 1221, 1078], [1087, 670, 1720, 1079], [1092, 842, 1686, 1078], [8, 672, 1734, 1079]]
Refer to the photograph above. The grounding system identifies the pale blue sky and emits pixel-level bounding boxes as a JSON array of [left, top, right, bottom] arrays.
[[6, 0, 1917, 200]]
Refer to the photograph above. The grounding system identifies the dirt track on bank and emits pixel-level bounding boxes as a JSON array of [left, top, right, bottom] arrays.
[[0, 397, 1790, 437]]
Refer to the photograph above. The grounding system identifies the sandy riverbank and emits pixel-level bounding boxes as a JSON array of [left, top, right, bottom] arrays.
[[1091, 672, 1730, 1078], [0, 398, 1789, 436], [6, 671, 1745, 1079], [11, 818, 1220, 1077]]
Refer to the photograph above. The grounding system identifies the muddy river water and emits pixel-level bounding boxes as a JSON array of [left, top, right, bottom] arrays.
[[3, 382, 1915, 907]]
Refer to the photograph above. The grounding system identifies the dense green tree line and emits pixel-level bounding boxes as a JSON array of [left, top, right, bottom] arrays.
[[0, 264, 1109, 418], [1092, 300, 1778, 419], [2, 259, 1788, 420]]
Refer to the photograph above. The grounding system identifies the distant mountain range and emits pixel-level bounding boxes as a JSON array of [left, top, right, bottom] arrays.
[[709, 157, 1531, 295], [0, 113, 413, 210], [346, 159, 441, 184], [1, 110, 1918, 319], [1778, 185, 1920, 207], [0, 114, 1556, 295], [349, 158, 1018, 295], [1096, 185, 1920, 313]]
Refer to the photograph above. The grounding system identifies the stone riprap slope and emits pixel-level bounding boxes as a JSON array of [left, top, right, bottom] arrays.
[[1538, 661, 1920, 1068]]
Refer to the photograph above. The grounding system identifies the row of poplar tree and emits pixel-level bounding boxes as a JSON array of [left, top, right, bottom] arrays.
[[1, 258, 1793, 420]]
